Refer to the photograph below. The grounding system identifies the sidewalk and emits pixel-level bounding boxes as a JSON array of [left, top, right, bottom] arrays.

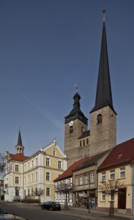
[[59, 206, 132, 220]]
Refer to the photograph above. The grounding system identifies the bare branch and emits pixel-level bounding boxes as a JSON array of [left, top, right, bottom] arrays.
[[99, 179, 124, 195]]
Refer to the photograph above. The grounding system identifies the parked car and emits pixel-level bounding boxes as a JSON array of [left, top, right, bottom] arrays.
[[41, 201, 61, 211]]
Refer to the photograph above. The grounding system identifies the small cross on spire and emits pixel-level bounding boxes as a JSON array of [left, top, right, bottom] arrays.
[[74, 83, 79, 92]]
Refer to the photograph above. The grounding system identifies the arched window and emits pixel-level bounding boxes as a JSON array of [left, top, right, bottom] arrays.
[[83, 140, 85, 146], [97, 114, 102, 124], [81, 126, 84, 133], [69, 126, 73, 134]]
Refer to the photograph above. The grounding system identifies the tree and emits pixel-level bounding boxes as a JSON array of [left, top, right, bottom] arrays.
[[0, 153, 5, 174], [61, 183, 70, 209], [0, 153, 5, 199], [100, 179, 124, 216], [55, 181, 72, 209], [36, 188, 44, 204]]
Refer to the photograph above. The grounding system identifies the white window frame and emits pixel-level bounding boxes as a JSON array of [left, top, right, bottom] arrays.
[[15, 176, 19, 184], [102, 192, 106, 201], [53, 150, 56, 156], [120, 167, 125, 178], [28, 175, 30, 183], [102, 171, 106, 182], [80, 176, 83, 185], [84, 173, 89, 184], [46, 172, 50, 181], [31, 173, 33, 182], [46, 157, 50, 167], [110, 169, 115, 180], [36, 158, 38, 166], [90, 172, 95, 183], [58, 160, 62, 169], [15, 164, 19, 172]]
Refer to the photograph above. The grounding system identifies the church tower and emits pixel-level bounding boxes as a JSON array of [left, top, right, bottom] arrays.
[[64, 92, 88, 165], [15, 130, 25, 154], [64, 12, 117, 166], [90, 12, 117, 154]]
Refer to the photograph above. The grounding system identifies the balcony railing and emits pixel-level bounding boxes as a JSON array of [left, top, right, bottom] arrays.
[[55, 182, 72, 192]]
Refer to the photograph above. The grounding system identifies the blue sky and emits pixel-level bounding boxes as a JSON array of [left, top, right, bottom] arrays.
[[0, 0, 134, 156]]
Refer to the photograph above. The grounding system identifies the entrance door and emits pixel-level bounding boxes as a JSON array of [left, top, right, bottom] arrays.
[[118, 188, 126, 209]]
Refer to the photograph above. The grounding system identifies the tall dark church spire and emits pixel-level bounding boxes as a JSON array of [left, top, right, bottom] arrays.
[[17, 129, 23, 146], [91, 11, 116, 114]]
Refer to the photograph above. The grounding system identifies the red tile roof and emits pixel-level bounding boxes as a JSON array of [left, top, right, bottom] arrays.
[[10, 153, 29, 162], [99, 138, 134, 171], [54, 157, 88, 182]]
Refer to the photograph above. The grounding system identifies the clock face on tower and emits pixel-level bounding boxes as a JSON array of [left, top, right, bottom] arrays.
[[69, 121, 74, 126]]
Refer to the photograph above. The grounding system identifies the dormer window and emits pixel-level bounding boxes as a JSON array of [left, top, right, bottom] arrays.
[[97, 114, 102, 124]]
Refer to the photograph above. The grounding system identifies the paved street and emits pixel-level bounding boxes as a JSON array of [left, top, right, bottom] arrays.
[[0, 201, 132, 220], [0, 201, 77, 220]]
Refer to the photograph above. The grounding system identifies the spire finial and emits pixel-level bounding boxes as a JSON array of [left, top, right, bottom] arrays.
[[74, 83, 79, 92], [103, 9, 106, 23]]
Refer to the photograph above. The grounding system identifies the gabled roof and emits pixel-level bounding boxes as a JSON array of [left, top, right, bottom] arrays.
[[74, 150, 110, 172], [78, 130, 90, 139], [10, 153, 29, 162], [54, 157, 88, 182], [42, 139, 66, 158], [98, 138, 134, 171]]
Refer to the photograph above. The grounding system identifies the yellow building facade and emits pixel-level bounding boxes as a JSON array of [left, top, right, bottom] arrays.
[[97, 138, 134, 215], [4, 133, 67, 203]]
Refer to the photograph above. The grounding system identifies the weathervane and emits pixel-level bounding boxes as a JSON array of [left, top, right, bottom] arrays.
[[74, 83, 79, 92]]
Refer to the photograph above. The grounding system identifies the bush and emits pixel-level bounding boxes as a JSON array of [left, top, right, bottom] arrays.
[[21, 198, 39, 203]]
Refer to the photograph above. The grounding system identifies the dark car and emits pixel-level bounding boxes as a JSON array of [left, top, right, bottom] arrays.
[[41, 201, 61, 211]]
